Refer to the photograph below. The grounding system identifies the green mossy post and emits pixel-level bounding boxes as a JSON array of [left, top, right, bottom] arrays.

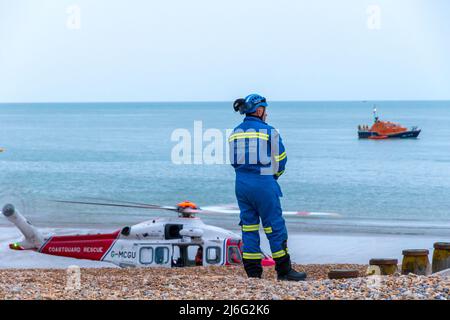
[[432, 242, 450, 273], [369, 258, 398, 275], [401, 249, 430, 275]]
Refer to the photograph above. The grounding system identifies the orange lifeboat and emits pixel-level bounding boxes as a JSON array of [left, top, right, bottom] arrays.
[[358, 107, 421, 139]]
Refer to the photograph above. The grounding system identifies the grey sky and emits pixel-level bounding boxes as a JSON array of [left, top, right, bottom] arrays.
[[1, 0, 449, 102]]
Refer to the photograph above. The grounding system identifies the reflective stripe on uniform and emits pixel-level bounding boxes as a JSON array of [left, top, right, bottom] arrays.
[[242, 224, 260, 232], [230, 132, 269, 138], [242, 252, 263, 259], [263, 226, 273, 234], [272, 249, 287, 259], [274, 151, 286, 162], [229, 132, 269, 142], [275, 170, 285, 177]]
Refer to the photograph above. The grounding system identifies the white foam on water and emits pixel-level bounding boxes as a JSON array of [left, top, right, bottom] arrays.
[[286, 233, 442, 264], [260, 232, 443, 264]]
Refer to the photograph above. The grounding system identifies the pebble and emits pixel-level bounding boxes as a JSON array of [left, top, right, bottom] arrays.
[[0, 264, 448, 300]]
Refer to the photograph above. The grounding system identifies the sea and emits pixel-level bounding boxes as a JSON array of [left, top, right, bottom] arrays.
[[0, 101, 449, 267]]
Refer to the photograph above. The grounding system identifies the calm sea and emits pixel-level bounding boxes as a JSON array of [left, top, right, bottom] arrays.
[[1, 101, 449, 237]]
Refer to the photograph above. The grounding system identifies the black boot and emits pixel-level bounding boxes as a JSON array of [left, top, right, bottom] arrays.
[[274, 254, 307, 281], [243, 259, 263, 278]]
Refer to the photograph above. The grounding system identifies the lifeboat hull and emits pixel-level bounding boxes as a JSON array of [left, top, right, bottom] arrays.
[[358, 129, 421, 139]]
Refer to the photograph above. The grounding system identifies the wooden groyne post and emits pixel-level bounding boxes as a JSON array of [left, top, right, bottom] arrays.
[[401, 249, 430, 275], [368, 258, 398, 275], [432, 242, 450, 273]]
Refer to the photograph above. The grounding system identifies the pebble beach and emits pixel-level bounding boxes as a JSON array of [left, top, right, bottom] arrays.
[[1, 264, 448, 300]]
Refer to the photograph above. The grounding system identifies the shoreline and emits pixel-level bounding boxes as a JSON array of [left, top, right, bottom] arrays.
[[1, 265, 448, 300], [0, 226, 447, 267]]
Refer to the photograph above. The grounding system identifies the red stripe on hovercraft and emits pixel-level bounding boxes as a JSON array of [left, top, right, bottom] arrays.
[[39, 230, 120, 261]]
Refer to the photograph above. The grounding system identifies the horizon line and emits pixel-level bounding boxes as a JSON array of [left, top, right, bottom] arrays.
[[1, 99, 450, 105]]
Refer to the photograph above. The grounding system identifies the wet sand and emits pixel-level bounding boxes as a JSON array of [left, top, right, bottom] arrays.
[[0, 264, 448, 300]]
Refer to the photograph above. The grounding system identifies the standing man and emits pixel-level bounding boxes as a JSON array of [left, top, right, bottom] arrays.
[[229, 94, 306, 281]]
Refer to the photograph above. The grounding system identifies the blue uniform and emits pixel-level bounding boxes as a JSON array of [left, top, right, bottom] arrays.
[[229, 115, 288, 261]]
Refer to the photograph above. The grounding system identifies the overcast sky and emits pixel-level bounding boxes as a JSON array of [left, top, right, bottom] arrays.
[[1, 0, 449, 102]]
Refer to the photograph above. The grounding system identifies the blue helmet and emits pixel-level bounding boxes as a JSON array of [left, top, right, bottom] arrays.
[[233, 94, 268, 114]]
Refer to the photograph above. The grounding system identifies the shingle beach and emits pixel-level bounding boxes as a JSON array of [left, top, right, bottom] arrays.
[[0, 264, 448, 300]]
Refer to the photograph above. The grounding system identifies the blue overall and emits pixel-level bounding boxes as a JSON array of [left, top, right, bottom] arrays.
[[229, 116, 288, 261]]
